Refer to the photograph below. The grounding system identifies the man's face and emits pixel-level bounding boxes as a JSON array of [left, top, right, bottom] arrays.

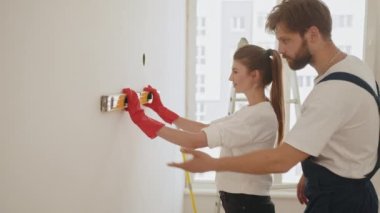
[[275, 23, 312, 70], [286, 39, 312, 70]]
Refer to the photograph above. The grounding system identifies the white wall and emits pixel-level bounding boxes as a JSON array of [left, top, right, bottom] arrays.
[[0, 0, 186, 212]]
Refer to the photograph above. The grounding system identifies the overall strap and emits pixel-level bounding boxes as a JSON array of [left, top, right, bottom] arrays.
[[318, 72, 380, 179]]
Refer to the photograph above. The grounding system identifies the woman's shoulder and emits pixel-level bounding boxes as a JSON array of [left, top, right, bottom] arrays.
[[242, 101, 277, 120]]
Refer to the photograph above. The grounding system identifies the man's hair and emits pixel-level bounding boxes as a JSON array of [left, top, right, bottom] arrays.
[[266, 0, 332, 39]]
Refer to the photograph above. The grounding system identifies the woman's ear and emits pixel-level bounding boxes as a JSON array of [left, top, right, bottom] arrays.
[[250, 69, 261, 81]]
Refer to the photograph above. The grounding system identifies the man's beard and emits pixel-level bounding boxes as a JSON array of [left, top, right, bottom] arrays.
[[286, 40, 312, 70]]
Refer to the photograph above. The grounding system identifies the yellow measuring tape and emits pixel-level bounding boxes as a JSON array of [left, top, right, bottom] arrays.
[[182, 153, 198, 213]]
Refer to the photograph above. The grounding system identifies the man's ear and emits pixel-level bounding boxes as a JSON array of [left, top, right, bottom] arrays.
[[305, 26, 320, 43]]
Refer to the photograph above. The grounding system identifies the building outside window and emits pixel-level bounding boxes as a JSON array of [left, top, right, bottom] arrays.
[[231, 16, 245, 31]]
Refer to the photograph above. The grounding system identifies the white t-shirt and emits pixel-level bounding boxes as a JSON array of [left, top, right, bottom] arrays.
[[286, 55, 379, 179], [202, 101, 278, 195]]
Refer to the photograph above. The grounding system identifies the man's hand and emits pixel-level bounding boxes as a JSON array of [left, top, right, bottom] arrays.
[[297, 174, 308, 205], [167, 148, 218, 173]]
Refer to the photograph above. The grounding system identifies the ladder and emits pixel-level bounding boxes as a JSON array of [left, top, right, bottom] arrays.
[[228, 37, 250, 116]]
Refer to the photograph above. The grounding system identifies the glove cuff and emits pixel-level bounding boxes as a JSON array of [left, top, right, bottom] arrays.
[[136, 116, 165, 139], [158, 107, 179, 124]]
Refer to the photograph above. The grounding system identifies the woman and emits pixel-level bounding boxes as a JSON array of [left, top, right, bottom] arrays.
[[124, 44, 284, 213]]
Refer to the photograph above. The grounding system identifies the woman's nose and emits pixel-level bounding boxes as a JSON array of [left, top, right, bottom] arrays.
[[228, 73, 233, 81]]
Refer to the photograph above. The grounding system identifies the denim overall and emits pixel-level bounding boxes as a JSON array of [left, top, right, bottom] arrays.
[[302, 72, 380, 213], [302, 159, 378, 213]]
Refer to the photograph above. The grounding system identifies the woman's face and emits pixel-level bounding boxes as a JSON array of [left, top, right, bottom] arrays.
[[229, 60, 255, 93]]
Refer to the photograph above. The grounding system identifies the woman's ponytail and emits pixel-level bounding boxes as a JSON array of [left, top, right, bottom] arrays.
[[267, 50, 284, 146]]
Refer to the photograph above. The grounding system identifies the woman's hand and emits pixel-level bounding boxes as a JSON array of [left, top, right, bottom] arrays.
[[143, 85, 179, 124]]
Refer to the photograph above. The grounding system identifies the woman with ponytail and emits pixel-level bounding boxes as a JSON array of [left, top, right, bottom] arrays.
[[123, 44, 284, 213], [233, 45, 284, 146]]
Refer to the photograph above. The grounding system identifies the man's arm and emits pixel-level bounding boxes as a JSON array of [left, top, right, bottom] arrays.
[[168, 142, 309, 174]]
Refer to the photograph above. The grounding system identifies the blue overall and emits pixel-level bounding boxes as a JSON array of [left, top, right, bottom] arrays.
[[302, 159, 378, 213], [302, 72, 380, 213]]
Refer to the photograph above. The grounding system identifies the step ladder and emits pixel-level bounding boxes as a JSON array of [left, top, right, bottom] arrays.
[[228, 37, 250, 116]]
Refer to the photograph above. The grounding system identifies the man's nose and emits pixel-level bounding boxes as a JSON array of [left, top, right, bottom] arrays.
[[278, 45, 285, 56]]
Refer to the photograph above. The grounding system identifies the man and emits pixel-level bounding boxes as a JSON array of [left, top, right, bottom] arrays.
[[169, 0, 379, 212]]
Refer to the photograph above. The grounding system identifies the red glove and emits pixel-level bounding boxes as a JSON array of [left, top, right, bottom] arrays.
[[122, 88, 164, 139], [143, 85, 179, 124]]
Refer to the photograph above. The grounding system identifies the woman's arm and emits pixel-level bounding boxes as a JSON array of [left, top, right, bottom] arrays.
[[157, 126, 208, 149], [173, 117, 209, 132]]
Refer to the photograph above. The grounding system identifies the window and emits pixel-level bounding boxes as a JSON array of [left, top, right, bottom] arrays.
[[256, 13, 267, 29], [196, 103, 206, 121], [333, 14, 354, 28], [197, 17, 206, 36], [196, 46, 206, 65], [187, 0, 366, 187], [231, 16, 245, 31], [338, 45, 352, 54]]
